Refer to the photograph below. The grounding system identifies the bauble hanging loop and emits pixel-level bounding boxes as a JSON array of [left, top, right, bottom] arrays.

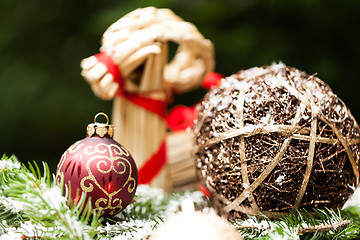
[[56, 112, 138, 217], [94, 112, 109, 124]]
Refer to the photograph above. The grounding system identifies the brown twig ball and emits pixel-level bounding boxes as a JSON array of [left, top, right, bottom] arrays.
[[194, 62, 360, 219]]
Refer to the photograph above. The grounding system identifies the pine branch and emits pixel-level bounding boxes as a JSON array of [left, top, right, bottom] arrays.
[[236, 219, 352, 234], [2, 155, 360, 239], [0, 155, 101, 239], [0, 155, 28, 234], [0, 204, 25, 235], [97, 186, 207, 238], [233, 208, 360, 240], [297, 219, 351, 234], [116, 185, 206, 221]]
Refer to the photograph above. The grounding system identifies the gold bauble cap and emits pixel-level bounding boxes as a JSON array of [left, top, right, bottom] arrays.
[[86, 112, 114, 138]]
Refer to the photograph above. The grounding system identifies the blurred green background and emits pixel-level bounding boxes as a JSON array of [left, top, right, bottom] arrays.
[[0, 0, 359, 172]]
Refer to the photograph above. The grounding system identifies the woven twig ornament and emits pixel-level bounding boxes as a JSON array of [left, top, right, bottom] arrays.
[[194, 63, 360, 219], [80, 7, 214, 189]]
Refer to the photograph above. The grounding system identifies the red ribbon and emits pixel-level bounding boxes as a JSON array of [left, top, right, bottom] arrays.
[[166, 72, 224, 131], [123, 92, 166, 119], [94, 52, 125, 95], [166, 105, 197, 131], [202, 72, 224, 89], [137, 140, 167, 184], [95, 52, 166, 119], [94, 51, 166, 184]]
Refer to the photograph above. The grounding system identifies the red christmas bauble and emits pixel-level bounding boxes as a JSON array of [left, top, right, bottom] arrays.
[[56, 113, 138, 216]]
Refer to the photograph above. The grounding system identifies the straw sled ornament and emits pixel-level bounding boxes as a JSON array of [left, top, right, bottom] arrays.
[[81, 7, 214, 190]]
